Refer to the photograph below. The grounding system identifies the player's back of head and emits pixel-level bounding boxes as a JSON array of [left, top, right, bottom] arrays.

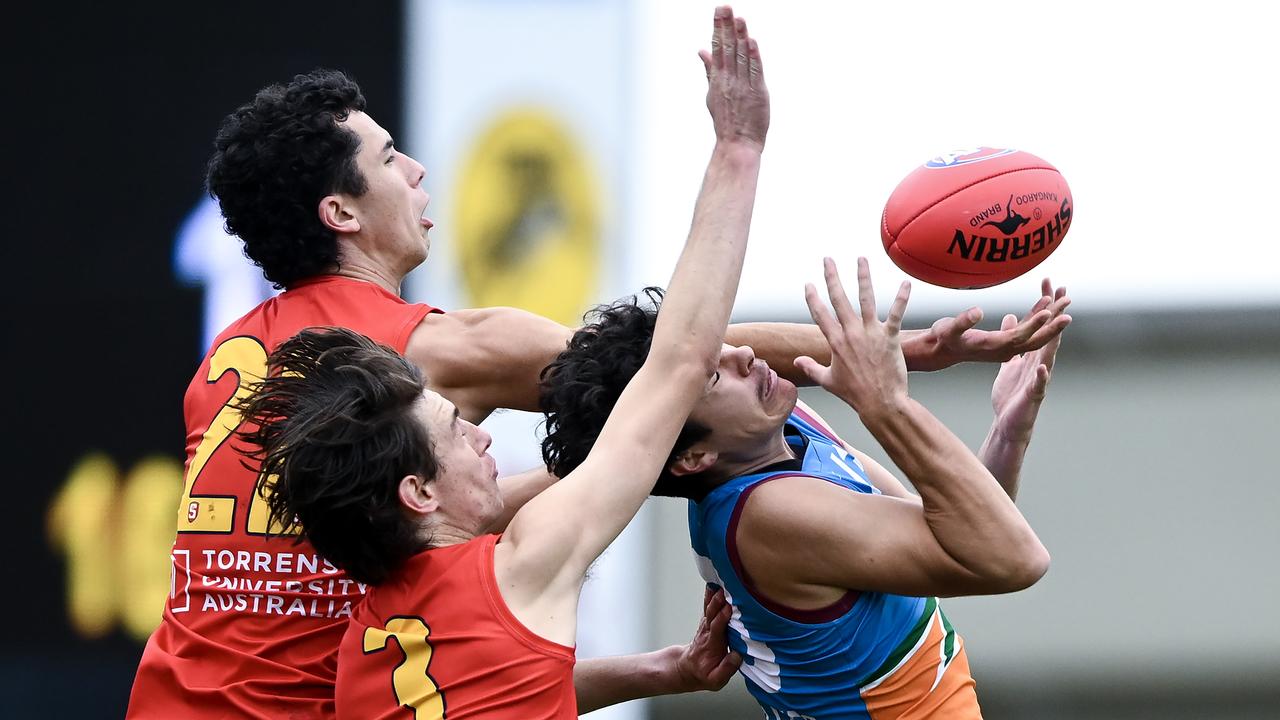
[[207, 69, 368, 288], [540, 289, 710, 497], [237, 327, 435, 585]]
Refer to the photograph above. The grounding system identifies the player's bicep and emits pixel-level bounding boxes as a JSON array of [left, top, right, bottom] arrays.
[[741, 477, 982, 598], [407, 308, 573, 421]]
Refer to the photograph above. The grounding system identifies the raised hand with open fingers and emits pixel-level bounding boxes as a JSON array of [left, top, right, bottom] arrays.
[[795, 258, 912, 416], [988, 295, 1065, 442], [903, 278, 1072, 371], [698, 5, 769, 150]]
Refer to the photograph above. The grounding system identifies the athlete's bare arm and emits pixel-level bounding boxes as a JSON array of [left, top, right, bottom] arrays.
[[407, 289, 1072, 426], [495, 5, 768, 646], [735, 259, 1049, 602], [731, 282, 1071, 382], [845, 279, 1067, 504], [978, 279, 1067, 500], [406, 307, 573, 424], [799, 280, 1066, 504]]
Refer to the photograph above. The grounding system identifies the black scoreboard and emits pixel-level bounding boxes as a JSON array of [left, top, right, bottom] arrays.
[[5, 2, 404, 716]]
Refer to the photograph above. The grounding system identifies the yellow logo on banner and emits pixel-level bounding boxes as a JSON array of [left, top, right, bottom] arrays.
[[453, 109, 600, 325]]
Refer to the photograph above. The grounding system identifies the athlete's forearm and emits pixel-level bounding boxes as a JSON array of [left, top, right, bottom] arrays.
[[573, 647, 688, 713], [725, 323, 950, 383], [977, 425, 1031, 502], [564, 142, 762, 563], [859, 398, 1048, 589], [651, 143, 760, 369]]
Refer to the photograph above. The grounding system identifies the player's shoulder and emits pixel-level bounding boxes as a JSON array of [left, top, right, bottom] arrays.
[[406, 311, 471, 370], [737, 472, 847, 528], [731, 473, 868, 568]]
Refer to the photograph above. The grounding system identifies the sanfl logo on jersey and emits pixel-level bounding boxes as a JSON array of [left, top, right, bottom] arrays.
[[925, 147, 1016, 169]]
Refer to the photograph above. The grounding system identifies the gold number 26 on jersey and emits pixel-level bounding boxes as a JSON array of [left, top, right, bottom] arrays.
[[176, 336, 294, 536]]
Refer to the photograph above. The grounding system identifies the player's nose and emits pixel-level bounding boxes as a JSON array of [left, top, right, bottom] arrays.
[[727, 345, 755, 375], [473, 424, 492, 453], [407, 155, 426, 186]]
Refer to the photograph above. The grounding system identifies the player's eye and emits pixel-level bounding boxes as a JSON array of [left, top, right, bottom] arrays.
[[385, 154, 396, 165]]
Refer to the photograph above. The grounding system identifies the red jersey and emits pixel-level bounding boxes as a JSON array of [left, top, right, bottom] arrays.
[[336, 534, 576, 720], [128, 276, 439, 719]]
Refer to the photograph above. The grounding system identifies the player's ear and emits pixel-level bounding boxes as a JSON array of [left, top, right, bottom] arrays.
[[670, 448, 718, 476], [398, 474, 438, 514], [318, 194, 361, 234]]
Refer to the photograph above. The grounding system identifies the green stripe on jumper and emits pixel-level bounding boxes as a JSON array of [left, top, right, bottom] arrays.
[[940, 606, 956, 666], [859, 596, 937, 688]]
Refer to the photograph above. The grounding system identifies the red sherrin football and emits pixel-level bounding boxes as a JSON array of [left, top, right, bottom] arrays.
[[880, 148, 1073, 289]]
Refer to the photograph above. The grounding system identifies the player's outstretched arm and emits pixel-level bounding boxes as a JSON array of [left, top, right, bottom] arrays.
[[978, 280, 1067, 500], [495, 4, 768, 641], [899, 279, 1071, 371], [727, 281, 1070, 378], [780, 258, 1049, 596], [406, 306, 574, 424]]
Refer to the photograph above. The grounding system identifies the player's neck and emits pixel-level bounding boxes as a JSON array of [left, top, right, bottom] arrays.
[[421, 519, 478, 550], [742, 432, 798, 475], [333, 260, 404, 296], [705, 431, 796, 487], [334, 240, 410, 296]]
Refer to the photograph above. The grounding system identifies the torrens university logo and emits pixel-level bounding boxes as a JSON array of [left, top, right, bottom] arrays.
[[925, 147, 1017, 169]]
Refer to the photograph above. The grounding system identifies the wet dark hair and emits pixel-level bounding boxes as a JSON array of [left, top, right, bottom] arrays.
[[207, 69, 369, 288], [236, 327, 436, 585], [540, 288, 711, 497]]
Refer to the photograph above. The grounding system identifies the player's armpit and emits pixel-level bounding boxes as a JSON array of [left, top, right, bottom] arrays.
[[492, 347, 716, 648], [735, 475, 1032, 600], [497, 358, 710, 591], [406, 307, 574, 423]]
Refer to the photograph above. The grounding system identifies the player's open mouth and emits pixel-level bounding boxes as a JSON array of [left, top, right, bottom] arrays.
[[419, 196, 433, 229], [757, 364, 776, 401]]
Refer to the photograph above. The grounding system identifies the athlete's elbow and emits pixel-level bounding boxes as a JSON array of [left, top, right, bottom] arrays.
[[997, 541, 1050, 592]]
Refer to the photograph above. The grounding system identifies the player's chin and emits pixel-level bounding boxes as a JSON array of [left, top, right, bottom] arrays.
[[776, 379, 799, 409]]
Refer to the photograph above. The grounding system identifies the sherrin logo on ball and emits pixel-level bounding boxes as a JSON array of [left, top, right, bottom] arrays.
[[881, 148, 1073, 289]]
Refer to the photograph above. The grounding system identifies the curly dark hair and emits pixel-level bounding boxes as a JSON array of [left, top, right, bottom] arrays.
[[207, 69, 369, 288], [235, 327, 437, 585], [540, 288, 712, 498]]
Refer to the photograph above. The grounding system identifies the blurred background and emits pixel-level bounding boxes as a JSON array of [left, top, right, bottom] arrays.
[[7, 0, 1278, 717]]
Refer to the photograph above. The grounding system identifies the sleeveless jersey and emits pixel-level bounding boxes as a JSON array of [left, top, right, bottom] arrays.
[[128, 275, 439, 719], [688, 403, 981, 720], [336, 534, 577, 720]]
